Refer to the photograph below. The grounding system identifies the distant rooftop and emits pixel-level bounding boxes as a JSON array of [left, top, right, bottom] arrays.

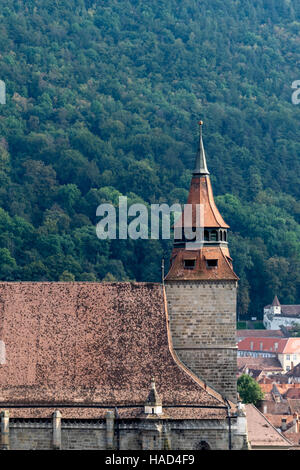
[[237, 330, 284, 340], [245, 404, 292, 448], [238, 337, 300, 354]]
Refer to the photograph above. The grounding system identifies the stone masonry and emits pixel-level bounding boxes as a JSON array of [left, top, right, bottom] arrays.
[[165, 280, 238, 403]]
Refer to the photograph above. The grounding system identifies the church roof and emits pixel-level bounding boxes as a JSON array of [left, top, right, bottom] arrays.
[[0, 282, 229, 419]]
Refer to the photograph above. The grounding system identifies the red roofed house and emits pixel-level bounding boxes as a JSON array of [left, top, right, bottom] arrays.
[[238, 337, 300, 373], [0, 125, 250, 450]]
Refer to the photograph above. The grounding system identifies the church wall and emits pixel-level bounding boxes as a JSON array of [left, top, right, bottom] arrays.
[[9, 425, 52, 450], [165, 280, 237, 402], [62, 427, 106, 450], [2, 417, 248, 450]]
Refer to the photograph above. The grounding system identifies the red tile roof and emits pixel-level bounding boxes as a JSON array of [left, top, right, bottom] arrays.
[[264, 414, 294, 429], [284, 388, 300, 399], [238, 337, 300, 354], [288, 400, 300, 414], [237, 357, 283, 372], [245, 404, 292, 448], [165, 246, 238, 281], [0, 282, 228, 419], [259, 384, 300, 396], [237, 330, 284, 340], [281, 432, 300, 447]]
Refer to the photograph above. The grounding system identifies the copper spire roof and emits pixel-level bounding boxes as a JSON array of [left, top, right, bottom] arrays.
[[175, 121, 229, 229], [185, 174, 229, 228], [166, 122, 238, 282]]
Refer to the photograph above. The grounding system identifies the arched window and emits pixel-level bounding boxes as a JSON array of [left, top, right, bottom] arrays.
[[220, 231, 223, 241], [224, 231, 227, 242], [196, 440, 211, 450]]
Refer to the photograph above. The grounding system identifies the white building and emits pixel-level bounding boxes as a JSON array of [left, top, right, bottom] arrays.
[[263, 296, 300, 330]]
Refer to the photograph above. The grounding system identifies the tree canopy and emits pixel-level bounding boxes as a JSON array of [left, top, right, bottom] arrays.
[[237, 374, 265, 406], [0, 0, 299, 316]]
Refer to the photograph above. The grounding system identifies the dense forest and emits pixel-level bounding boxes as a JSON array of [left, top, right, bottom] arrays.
[[0, 0, 299, 317]]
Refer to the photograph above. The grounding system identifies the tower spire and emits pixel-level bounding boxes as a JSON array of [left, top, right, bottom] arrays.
[[193, 121, 209, 176]]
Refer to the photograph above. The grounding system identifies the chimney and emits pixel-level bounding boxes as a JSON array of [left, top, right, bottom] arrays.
[[293, 413, 299, 433], [281, 418, 287, 431]]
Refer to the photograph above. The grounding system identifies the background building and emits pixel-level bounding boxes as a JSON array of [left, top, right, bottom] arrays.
[[238, 337, 300, 373], [264, 296, 300, 330]]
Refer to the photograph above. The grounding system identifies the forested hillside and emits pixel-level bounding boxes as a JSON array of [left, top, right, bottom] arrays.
[[0, 0, 299, 316]]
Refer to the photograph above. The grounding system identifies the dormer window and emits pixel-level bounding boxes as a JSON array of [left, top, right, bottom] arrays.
[[184, 259, 196, 269], [206, 259, 218, 268]]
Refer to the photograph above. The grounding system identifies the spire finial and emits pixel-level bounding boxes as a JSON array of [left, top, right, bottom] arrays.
[[193, 120, 210, 176]]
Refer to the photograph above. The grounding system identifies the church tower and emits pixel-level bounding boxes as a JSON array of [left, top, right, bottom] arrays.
[[165, 122, 238, 403]]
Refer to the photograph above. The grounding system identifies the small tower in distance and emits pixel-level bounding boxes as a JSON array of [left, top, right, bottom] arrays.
[[165, 121, 239, 403], [271, 295, 281, 315]]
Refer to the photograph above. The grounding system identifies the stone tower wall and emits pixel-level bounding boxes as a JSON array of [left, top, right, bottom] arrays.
[[165, 280, 237, 403]]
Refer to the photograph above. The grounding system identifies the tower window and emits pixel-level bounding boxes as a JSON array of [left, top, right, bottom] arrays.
[[206, 259, 218, 268], [210, 230, 218, 241], [184, 259, 196, 269]]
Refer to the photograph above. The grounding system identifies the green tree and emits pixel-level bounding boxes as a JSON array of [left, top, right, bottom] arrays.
[[59, 270, 75, 282], [237, 374, 264, 406]]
